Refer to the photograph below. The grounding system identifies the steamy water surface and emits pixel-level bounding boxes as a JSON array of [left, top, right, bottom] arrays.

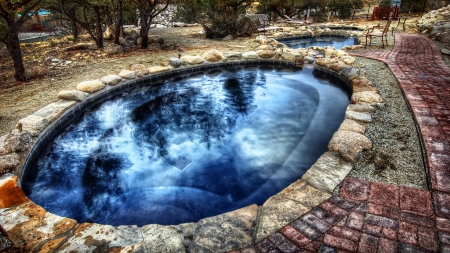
[[23, 66, 350, 226]]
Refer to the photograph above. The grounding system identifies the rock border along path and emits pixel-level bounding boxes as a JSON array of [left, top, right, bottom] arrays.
[[0, 33, 449, 252], [230, 34, 450, 252]]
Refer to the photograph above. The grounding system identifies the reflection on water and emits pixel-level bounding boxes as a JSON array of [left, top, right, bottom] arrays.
[[22, 66, 350, 226], [283, 37, 358, 50]]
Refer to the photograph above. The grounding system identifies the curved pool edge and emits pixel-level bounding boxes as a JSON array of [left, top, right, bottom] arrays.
[[0, 58, 378, 252]]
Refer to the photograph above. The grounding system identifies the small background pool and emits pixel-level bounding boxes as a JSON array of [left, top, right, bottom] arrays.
[[282, 36, 358, 50], [22, 66, 350, 226]]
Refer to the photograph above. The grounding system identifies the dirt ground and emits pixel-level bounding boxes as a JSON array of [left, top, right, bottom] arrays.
[[0, 17, 433, 137]]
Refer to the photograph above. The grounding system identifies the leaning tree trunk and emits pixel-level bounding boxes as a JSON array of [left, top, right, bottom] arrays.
[[5, 31, 26, 81]]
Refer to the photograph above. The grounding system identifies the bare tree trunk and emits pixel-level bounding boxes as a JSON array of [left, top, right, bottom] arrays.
[[94, 5, 104, 48], [140, 14, 149, 49], [114, 0, 123, 45], [5, 32, 26, 81], [71, 19, 79, 42]]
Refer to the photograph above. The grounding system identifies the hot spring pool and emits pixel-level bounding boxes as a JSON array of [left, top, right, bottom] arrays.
[[282, 36, 358, 50], [21, 65, 350, 226]]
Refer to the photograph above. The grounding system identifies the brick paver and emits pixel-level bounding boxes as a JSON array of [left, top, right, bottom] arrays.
[[232, 34, 450, 252]]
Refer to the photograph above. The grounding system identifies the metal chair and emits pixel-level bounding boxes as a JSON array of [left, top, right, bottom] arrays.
[[365, 18, 393, 49]]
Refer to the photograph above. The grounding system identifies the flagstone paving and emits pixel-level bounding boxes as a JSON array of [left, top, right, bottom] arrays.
[[231, 34, 450, 252]]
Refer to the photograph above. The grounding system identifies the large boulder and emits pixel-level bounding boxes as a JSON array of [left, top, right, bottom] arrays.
[[202, 49, 223, 62], [76, 80, 105, 93], [57, 90, 86, 102]]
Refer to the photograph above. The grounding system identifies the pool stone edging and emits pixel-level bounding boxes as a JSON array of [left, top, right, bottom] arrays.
[[0, 41, 382, 252]]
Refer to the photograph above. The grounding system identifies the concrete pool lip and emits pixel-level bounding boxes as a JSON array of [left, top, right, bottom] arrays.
[[0, 38, 385, 251]]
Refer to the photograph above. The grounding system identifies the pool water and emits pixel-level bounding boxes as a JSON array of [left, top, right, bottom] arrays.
[[22, 66, 350, 226], [283, 36, 358, 50]]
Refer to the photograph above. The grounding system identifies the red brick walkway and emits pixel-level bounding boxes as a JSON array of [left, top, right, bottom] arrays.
[[232, 34, 450, 253]]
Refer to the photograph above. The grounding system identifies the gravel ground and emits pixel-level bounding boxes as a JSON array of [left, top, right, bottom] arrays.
[[350, 57, 427, 189]]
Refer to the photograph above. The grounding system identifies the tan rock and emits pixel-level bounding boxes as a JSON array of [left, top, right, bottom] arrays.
[[118, 69, 136, 79], [338, 119, 366, 134], [256, 196, 310, 242], [256, 50, 275, 58], [59, 223, 143, 252], [328, 130, 373, 162], [302, 152, 353, 193], [180, 55, 204, 65], [0, 132, 33, 156], [148, 66, 170, 74], [340, 55, 356, 65], [315, 58, 329, 67], [17, 115, 50, 136], [330, 61, 348, 72], [130, 64, 149, 77], [101, 75, 122, 85], [194, 204, 258, 252], [242, 51, 259, 59], [57, 90, 85, 101], [352, 91, 383, 105], [33, 100, 77, 123], [335, 50, 348, 57], [256, 45, 272, 50], [2, 202, 77, 252], [324, 48, 336, 56], [142, 224, 185, 252], [202, 49, 223, 62], [76, 80, 105, 93]]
